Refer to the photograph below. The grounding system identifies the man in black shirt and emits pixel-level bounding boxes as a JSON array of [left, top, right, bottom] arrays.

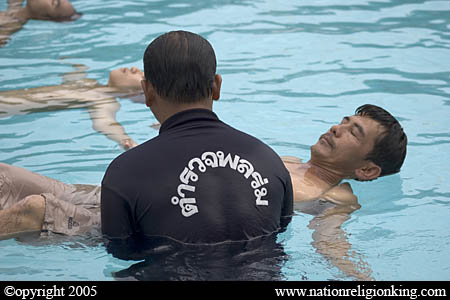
[[100, 31, 293, 258]]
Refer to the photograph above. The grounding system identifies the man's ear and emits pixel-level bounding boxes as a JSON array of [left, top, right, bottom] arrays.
[[212, 74, 222, 101], [355, 161, 382, 181], [141, 79, 154, 108]]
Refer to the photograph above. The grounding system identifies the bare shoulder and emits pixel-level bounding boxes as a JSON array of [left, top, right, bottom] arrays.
[[281, 156, 302, 164], [322, 182, 358, 206]]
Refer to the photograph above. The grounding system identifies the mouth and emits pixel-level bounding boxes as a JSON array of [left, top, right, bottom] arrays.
[[319, 133, 334, 148]]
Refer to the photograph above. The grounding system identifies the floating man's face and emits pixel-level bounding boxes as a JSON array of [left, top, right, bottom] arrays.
[[108, 67, 144, 90], [311, 115, 385, 180], [27, 0, 81, 21]]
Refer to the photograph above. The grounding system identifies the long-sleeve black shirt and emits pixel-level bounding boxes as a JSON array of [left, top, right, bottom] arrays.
[[101, 109, 293, 259]]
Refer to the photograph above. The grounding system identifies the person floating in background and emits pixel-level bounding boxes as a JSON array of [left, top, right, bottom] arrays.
[[0, 0, 81, 46], [0, 64, 145, 149]]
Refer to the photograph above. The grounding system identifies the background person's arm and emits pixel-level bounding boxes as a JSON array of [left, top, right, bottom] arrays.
[[60, 63, 89, 84], [87, 99, 138, 150], [7, 0, 25, 9], [1, 0, 27, 47]]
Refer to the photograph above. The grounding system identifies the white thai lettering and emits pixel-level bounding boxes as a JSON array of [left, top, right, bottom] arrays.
[[171, 151, 271, 217], [188, 157, 207, 173], [237, 158, 254, 179], [179, 198, 199, 217], [179, 167, 198, 185], [255, 188, 268, 206], [201, 151, 219, 168], [177, 184, 196, 198], [217, 151, 240, 170], [250, 171, 269, 189]]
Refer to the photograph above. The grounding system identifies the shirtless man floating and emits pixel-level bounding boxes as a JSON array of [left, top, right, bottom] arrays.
[[0, 65, 144, 149], [282, 103, 407, 280], [0, 0, 81, 46]]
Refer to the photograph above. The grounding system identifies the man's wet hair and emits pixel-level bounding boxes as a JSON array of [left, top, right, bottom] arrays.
[[356, 104, 407, 177], [143, 30, 217, 103]]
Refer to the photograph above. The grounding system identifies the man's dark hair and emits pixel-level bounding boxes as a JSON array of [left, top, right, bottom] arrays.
[[143, 30, 217, 103], [356, 104, 407, 177]]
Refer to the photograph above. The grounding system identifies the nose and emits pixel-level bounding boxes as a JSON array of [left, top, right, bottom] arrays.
[[330, 124, 340, 136], [330, 123, 349, 137]]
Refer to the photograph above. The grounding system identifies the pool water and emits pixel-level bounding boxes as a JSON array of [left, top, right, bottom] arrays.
[[1, 0, 450, 280]]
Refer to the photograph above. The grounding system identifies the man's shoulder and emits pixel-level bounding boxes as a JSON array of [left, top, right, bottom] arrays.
[[103, 138, 158, 177], [281, 156, 302, 164], [321, 183, 358, 206]]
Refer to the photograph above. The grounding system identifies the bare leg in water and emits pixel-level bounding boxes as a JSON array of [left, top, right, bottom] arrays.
[[0, 163, 99, 239]]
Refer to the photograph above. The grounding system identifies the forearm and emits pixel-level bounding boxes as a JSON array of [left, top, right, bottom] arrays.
[[93, 119, 137, 149], [312, 238, 373, 281], [309, 214, 374, 281], [8, 0, 25, 7], [88, 100, 137, 150]]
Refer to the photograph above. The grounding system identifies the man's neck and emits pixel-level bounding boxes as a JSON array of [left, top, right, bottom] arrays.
[[303, 160, 347, 189], [10, 6, 31, 21], [156, 100, 213, 125]]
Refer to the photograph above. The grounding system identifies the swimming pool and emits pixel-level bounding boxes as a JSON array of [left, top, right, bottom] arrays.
[[1, 0, 449, 280]]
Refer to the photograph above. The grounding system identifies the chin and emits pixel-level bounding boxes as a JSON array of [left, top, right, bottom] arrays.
[[310, 142, 323, 155], [310, 143, 331, 161]]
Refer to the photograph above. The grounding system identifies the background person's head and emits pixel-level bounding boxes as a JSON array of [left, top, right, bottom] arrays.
[[310, 104, 407, 181], [142, 30, 221, 104], [108, 67, 144, 90], [26, 0, 81, 21]]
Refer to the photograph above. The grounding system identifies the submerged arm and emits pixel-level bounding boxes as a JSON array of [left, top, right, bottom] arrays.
[[60, 63, 89, 84], [87, 98, 138, 150], [7, 0, 25, 9], [1, 0, 27, 46], [309, 212, 373, 281]]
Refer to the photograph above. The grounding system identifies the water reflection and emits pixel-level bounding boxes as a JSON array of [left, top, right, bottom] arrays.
[[112, 233, 289, 281]]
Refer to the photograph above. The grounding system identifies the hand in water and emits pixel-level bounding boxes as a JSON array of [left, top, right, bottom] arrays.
[[122, 139, 138, 150]]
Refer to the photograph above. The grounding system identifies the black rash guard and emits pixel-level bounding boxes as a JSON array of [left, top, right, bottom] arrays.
[[101, 109, 293, 258]]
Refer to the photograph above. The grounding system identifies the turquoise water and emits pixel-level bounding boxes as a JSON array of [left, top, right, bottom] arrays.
[[1, 0, 450, 280]]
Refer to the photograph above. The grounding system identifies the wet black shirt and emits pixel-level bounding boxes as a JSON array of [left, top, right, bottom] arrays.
[[101, 109, 293, 258]]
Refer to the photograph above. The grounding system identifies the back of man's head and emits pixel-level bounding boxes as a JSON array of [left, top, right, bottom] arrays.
[[356, 104, 407, 177], [143, 30, 217, 103]]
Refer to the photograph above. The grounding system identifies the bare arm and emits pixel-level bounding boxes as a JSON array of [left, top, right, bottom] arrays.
[[87, 99, 138, 150], [61, 63, 89, 84], [309, 212, 374, 281], [0, 17, 24, 47], [7, 0, 25, 9], [0, 0, 27, 47]]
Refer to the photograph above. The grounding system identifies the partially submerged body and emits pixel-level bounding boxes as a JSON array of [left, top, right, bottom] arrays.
[[282, 156, 359, 214], [0, 65, 144, 149], [282, 156, 371, 280], [0, 0, 80, 46]]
